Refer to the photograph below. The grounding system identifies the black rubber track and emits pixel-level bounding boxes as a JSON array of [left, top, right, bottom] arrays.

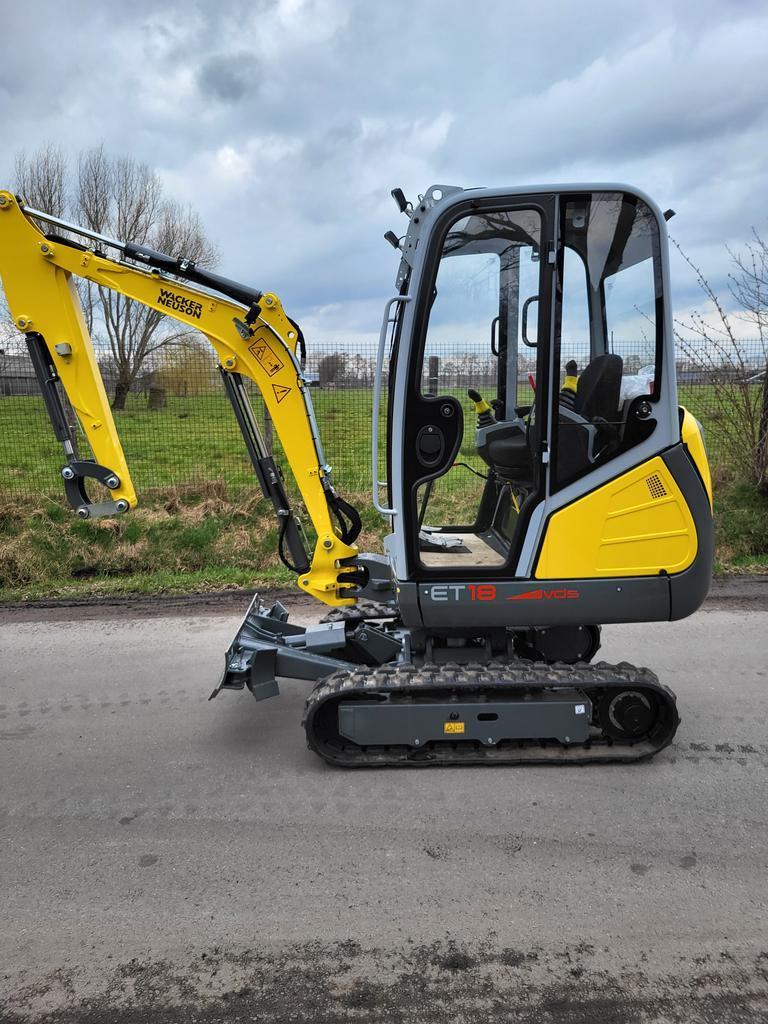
[[319, 599, 399, 624], [302, 660, 680, 768]]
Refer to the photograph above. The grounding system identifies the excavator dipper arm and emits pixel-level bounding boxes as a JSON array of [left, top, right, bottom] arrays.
[[0, 191, 360, 606]]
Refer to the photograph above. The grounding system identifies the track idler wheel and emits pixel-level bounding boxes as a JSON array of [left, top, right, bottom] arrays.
[[599, 689, 657, 740]]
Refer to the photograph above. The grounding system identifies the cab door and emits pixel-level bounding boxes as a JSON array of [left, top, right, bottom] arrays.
[[391, 193, 557, 581], [535, 190, 682, 581]]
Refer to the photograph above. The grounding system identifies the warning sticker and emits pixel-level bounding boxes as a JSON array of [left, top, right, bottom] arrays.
[[248, 331, 284, 377], [444, 722, 465, 735], [272, 383, 291, 404]]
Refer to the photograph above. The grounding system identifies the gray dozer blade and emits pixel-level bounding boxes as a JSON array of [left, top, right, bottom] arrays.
[[209, 594, 401, 702]]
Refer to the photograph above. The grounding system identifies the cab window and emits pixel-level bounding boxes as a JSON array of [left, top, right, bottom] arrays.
[[415, 207, 543, 570], [553, 193, 662, 491]]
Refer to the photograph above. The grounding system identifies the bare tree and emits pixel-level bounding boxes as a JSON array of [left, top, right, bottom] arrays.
[[673, 240, 768, 494], [75, 147, 219, 409], [729, 232, 768, 487], [14, 145, 68, 218], [14, 144, 218, 409]]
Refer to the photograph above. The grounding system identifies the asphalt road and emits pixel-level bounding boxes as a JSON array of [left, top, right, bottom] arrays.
[[1, 595, 767, 1023]]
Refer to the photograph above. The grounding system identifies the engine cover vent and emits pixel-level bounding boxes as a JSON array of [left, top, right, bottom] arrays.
[[646, 473, 668, 500]]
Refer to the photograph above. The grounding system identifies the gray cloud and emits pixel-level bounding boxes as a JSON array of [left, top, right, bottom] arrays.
[[197, 54, 262, 102], [0, 0, 766, 341]]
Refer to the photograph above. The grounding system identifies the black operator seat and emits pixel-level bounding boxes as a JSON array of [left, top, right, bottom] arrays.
[[557, 353, 624, 480], [473, 354, 624, 485], [574, 353, 623, 422], [471, 390, 531, 483]]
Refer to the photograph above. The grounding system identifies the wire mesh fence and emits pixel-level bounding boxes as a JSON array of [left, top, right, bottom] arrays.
[[0, 336, 766, 504]]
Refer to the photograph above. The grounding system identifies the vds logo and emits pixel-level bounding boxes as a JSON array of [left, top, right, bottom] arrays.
[[507, 589, 580, 601]]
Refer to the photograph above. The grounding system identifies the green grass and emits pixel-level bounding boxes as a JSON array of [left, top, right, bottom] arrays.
[[0, 388, 766, 601], [712, 477, 768, 573], [0, 481, 392, 602], [0, 385, 741, 500], [1, 474, 765, 603], [0, 567, 293, 603], [0, 391, 389, 498], [0, 492, 291, 601]]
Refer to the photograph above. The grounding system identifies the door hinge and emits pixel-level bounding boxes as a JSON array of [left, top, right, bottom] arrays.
[[547, 242, 556, 265]]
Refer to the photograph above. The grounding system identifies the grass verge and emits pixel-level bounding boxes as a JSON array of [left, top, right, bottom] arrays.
[[0, 485, 382, 602], [0, 476, 765, 603], [712, 472, 768, 573]]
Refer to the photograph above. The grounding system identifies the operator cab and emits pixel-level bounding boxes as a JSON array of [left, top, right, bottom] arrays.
[[381, 186, 675, 582]]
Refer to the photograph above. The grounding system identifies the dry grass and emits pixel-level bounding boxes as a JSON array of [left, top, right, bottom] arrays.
[[0, 487, 392, 600], [0, 471, 765, 602]]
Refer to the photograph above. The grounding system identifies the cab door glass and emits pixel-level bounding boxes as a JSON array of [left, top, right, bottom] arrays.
[[415, 208, 543, 570], [421, 250, 500, 390], [554, 194, 662, 491], [604, 257, 657, 375]]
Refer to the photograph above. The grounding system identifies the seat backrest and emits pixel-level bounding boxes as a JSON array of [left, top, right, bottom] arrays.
[[575, 354, 623, 422]]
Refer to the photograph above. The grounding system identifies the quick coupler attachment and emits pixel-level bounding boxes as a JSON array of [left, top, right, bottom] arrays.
[[62, 460, 129, 519]]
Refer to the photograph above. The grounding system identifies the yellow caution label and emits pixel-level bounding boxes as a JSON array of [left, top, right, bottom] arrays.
[[249, 328, 284, 377], [444, 721, 465, 735]]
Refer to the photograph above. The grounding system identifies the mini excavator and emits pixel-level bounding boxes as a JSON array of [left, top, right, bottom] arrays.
[[0, 183, 713, 766]]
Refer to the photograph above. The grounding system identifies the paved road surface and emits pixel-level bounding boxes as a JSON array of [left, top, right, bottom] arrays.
[[1, 597, 767, 1022]]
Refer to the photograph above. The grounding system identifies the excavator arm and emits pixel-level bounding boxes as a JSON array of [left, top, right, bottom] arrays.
[[0, 190, 361, 606]]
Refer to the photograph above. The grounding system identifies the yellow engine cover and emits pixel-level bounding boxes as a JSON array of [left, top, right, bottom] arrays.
[[535, 457, 698, 579]]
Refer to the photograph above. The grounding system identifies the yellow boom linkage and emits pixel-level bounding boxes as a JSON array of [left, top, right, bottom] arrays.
[[0, 190, 359, 606]]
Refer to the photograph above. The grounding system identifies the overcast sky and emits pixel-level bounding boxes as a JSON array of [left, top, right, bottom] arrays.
[[1, 0, 766, 344]]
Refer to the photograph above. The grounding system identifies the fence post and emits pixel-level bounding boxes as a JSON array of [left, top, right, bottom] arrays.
[[428, 355, 439, 396], [148, 386, 167, 411], [264, 407, 273, 453]]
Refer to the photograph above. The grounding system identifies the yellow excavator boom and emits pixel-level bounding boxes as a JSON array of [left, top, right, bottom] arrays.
[[0, 190, 360, 606]]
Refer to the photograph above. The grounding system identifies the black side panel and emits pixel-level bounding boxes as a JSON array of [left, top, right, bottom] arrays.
[[664, 445, 714, 620], [396, 582, 424, 627], [406, 395, 464, 487]]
